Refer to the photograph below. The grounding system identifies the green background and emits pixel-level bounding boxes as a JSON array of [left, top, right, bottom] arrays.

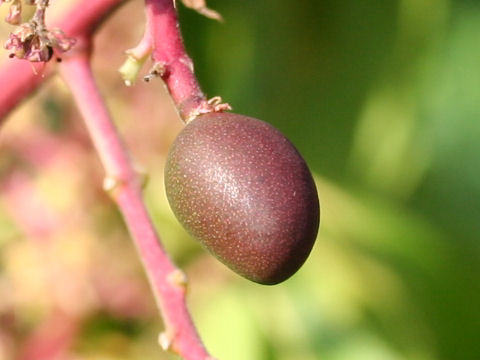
[[178, 1, 480, 359]]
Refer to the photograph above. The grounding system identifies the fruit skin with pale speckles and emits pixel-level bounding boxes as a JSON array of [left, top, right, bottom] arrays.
[[164, 112, 320, 285]]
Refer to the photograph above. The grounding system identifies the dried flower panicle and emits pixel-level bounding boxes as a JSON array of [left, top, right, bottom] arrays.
[[4, 23, 76, 62], [1, 0, 76, 62]]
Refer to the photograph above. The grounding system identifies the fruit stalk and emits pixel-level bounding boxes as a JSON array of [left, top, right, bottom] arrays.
[[58, 39, 212, 360], [146, 0, 204, 118], [142, 0, 230, 121]]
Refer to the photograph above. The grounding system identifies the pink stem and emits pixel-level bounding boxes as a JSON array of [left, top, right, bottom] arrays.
[[0, 61, 50, 121], [128, 12, 154, 59], [145, 0, 212, 121], [58, 40, 212, 360], [0, 0, 124, 121]]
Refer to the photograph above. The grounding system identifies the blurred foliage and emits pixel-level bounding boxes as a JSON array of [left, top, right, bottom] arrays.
[[0, 0, 479, 359]]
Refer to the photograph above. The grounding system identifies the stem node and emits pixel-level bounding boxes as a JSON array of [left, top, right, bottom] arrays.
[[159, 330, 174, 351], [167, 269, 189, 291], [102, 175, 121, 195]]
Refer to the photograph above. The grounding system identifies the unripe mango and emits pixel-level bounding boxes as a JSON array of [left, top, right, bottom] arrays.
[[165, 112, 319, 284]]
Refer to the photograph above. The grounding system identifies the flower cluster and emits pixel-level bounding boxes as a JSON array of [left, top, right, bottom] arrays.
[[5, 23, 76, 62], [2, 0, 75, 62]]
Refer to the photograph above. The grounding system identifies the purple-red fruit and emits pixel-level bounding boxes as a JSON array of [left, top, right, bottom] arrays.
[[164, 112, 319, 285]]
